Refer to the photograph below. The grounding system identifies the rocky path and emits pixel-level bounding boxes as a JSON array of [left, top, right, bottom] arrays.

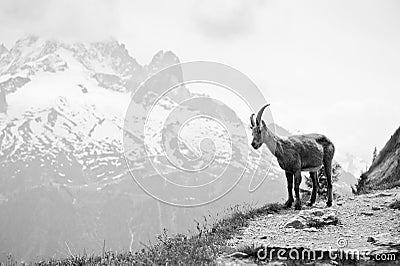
[[218, 188, 400, 265]]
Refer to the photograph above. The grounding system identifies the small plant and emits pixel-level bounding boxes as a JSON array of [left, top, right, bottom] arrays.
[[372, 147, 378, 163]]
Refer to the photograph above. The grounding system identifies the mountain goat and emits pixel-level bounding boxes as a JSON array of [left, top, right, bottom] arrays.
[[250, 104, 335, 210]]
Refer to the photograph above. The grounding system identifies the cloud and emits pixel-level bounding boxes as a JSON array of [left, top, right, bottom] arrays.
[[191, 0, 264, 41], [0, 0, 118, 42]]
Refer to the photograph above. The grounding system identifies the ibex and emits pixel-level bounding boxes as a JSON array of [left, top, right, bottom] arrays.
[[250, 104, 335, 210]]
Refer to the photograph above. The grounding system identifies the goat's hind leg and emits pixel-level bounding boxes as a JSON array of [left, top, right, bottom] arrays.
[[324, 160, 333, 207], [307, 171, 318, 207], [294, 171, 302, 210], [284, 171, 294, 208]]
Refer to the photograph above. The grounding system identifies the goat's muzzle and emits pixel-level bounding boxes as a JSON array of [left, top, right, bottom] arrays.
[[251, 141, 262, 150]]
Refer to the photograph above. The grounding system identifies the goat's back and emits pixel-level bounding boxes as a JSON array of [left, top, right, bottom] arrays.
[[286, 133, 335, 160], [306, 133, 335, 160]]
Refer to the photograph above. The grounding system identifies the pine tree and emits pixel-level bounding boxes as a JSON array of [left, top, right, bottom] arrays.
[[372, 147, 378, 163]]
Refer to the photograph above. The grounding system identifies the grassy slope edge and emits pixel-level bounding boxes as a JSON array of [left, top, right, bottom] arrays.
[[14, 203, 281, 265]]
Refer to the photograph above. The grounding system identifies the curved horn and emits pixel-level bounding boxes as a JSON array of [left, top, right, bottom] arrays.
[[250, 114, 255, 127], [256, 104, 270, 125]]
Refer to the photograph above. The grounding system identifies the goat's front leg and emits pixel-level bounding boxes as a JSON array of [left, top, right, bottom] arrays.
[[294, 170, 302, 210], [284, 171, 294, 208]]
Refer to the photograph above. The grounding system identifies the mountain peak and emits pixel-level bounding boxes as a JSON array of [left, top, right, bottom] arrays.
[[152, 50, 179, 62], [147, 50, 180, 74]]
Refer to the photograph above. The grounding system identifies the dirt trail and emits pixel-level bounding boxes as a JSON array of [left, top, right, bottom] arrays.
[[218, 188, 400, 265]]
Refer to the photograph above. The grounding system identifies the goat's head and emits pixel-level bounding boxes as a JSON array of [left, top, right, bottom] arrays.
[[250, 104, 270, 149]]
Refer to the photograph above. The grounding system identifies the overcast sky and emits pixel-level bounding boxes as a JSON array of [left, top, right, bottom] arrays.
[[1, 0, 399, 162]]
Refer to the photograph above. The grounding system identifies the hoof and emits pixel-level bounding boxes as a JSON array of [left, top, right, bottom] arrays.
[[326, 201, 332, 207], [294, 204, 302, 210], [284, 200, 293, 208]]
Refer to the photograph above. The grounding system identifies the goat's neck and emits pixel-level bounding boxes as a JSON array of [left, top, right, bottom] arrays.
[[261, 125, 282, 157]]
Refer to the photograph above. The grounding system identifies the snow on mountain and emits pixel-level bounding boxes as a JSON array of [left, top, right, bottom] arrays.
[[0, 36, 195, 190]]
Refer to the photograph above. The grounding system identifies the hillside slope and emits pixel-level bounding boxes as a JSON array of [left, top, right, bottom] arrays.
[[358, 126, 400, 192]]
